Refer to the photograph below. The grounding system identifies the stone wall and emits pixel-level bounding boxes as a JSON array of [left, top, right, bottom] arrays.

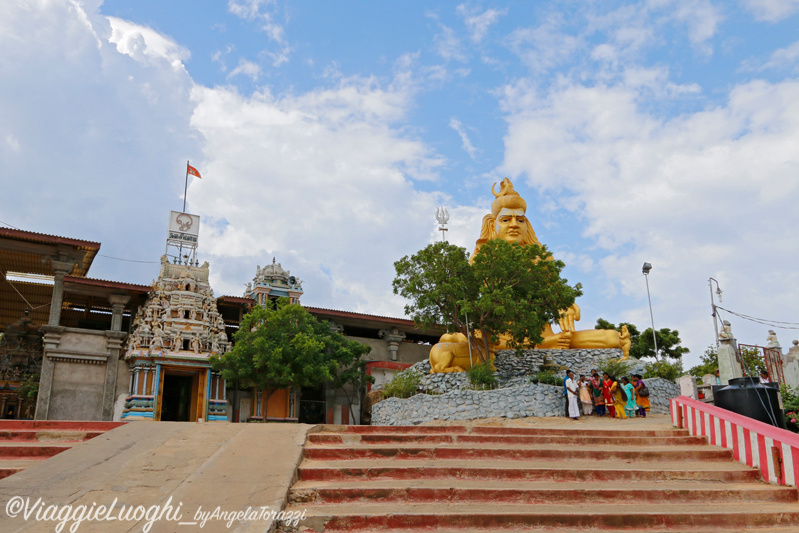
[[371, 349, 679, 425], [410, 349, 647, 395], [372, 383, 565, 425]]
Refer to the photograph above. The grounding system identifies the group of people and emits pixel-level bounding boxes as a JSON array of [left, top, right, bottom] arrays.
[[563, 369, 651, 420]]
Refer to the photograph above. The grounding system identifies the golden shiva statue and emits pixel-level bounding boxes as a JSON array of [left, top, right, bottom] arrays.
[[429, 178, 630, 373]]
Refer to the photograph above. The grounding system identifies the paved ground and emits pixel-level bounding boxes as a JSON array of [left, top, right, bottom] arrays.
[[0, 422, 313, 533]]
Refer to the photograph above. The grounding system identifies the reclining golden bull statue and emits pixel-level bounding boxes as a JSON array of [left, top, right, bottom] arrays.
[[429, 179, 630, 373]]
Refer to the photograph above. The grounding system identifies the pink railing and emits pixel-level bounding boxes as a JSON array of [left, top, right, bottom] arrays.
[[671, 396, 799, 486]]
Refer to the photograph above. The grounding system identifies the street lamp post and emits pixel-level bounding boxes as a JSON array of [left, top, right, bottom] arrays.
[[642, 262, 659, 359], [708, 277, 723, 347]]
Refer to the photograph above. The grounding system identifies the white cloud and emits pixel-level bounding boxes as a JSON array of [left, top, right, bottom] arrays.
[[449, 118, 478, 160], [506, 16, 582, 73], [228, 0, 290, 66], [108, 16, 190, 70], [670, 0, 723, 53], [188, 76, 449, 314], [227, 58, 261, 81], [742, 0, 799, 22], [434, 25, 468, 62], [0, 0, 200, 283], [500, 77, 799, 365], [755, 39, 799, 71], [456, 4, 506, 43]]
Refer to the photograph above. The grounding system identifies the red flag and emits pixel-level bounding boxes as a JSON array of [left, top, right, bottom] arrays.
[[187, 164, 202, 179]]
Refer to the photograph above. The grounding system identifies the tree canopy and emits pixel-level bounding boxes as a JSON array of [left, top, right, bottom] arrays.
[[393, 240, 582, 362], [595, 318, 688, 360], [211, 298, 372, 407], [688, 344, 765, 379]]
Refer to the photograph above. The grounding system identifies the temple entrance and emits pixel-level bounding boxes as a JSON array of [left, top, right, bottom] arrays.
[[299, 385, 326, 424], [160, 372, 199, 422]]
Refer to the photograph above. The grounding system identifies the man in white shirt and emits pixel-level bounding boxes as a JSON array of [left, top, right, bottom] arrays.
[[564, 370, 580, 420]]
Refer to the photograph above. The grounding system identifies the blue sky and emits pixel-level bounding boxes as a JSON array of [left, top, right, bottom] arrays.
[[2, 0, 799, 367]]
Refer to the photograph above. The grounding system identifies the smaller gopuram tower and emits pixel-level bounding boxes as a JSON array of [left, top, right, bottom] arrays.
[[244, 258, 303, 306], [240, 259, 303, 421], [122, 211, 229, 422]]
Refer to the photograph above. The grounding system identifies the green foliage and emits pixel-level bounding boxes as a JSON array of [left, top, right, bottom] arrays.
[[636, 327, 689, 360], [17, 373, 39, 402], [782, 385, 799, 434], [381, 370, 422, 399], [688, 345, 765, 378], [595, 318, 688, 360], [688, 345, 720, 378], [643, 360, 683, 381], [467, 361, 497, 390], [597, 358, 632, 379], [212, 298, 371, 400], [533, 370, 563, 386], [393, 240, 581, 363]]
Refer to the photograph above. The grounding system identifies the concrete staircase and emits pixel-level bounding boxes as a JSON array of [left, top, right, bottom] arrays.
[[0, 420, 125, 480], [284, 425, 799, 532]]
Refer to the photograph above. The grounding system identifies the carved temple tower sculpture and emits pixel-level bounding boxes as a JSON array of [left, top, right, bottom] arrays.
[[244, 257, 303, 306], [122, 210, 230, 421]]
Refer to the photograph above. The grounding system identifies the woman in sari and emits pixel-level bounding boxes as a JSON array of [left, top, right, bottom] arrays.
[[621, 377, 637, 418], [601, 372, 615, 418], [610, 377, 627, 419], [579, 375, 593, 416], [633, 374, 650, 417], [592, 374, 605, 416]]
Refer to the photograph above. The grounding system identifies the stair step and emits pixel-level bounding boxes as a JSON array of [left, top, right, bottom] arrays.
[[288, 483, 797, 505], [331, 425, 691, 438], [309, 433, 705, 446], [298, 462, 761, 483], [0, 443, 73, 459], [302, 445, 732, 462], [0, 421, 125, 431], [284, 502, 799, 531], [0, 430, 102, 442]]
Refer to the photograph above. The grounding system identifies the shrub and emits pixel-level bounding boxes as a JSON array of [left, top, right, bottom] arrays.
[[467, 362, 496, 390], [382, 370, 422, 399], [643, 360, 683, 382], [597, 358, 631, 379], [534, 370, 563, 387], [782, 385, 799, 433]]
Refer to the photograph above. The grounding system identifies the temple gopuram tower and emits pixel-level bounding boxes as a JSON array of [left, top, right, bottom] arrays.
[[121, 211, 229, 422], [244, 258, 303, 306], [240, 259, 304, 421]]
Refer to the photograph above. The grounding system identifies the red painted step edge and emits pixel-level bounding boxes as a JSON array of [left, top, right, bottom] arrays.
[[0, 421, 126, 431]]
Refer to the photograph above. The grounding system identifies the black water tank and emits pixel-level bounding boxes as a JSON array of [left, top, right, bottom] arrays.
[[713, 377, 785, 429]]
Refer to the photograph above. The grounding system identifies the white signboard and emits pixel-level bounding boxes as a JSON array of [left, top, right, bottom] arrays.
[[167, 211, 200, 244]]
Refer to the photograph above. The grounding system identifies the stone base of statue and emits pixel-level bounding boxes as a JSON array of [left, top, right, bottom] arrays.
[[784, 340, 799, 389], [718, 338, 743, 385]]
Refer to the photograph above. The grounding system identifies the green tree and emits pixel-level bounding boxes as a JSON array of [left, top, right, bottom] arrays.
[[393, 240, 582, 363], [688, 345, 765, 379], [211, 298, 372, 419], [595, 318, 688, 361]]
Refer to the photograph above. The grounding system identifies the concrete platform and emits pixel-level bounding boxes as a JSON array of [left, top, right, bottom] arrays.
[[0, 422, 313, 533]]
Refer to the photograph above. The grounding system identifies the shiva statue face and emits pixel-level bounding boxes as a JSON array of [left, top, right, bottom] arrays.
[[495, 208, 528, 245]]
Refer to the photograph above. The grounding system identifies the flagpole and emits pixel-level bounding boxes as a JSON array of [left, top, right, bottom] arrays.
[[183, 160, 189, 213]]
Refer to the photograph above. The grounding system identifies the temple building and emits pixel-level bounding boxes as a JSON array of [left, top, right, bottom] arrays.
[[0, 223, 443, 425], [121, 257, 230, 422]]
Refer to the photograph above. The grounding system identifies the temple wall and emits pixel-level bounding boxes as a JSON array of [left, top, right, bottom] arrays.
[[56, 329, 109, 353], [352, 336, 431, 364], [37, 327, 127, 421], [48, 360, 105, 420]]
